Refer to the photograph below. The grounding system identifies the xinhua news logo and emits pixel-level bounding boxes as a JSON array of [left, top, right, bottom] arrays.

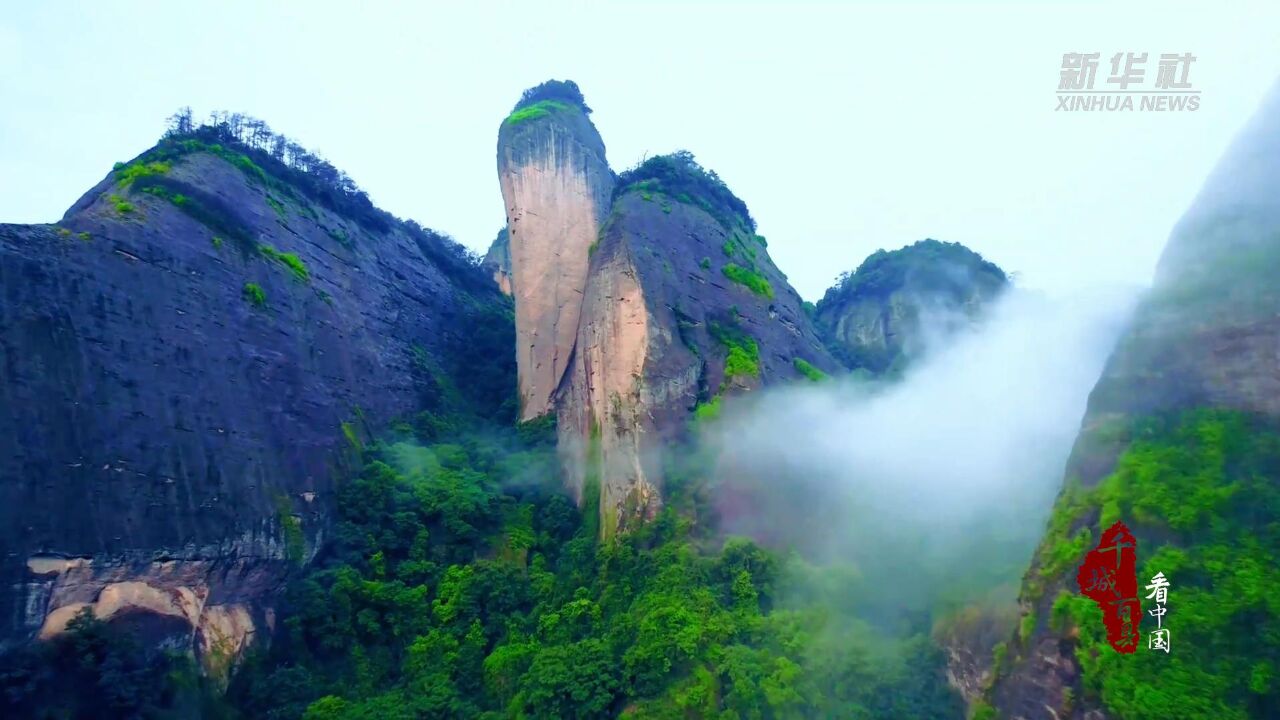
[[1057, 52, 1199, 112]]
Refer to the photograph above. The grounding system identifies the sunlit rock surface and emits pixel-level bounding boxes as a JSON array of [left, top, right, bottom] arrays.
[[497, 101, 613, 420]]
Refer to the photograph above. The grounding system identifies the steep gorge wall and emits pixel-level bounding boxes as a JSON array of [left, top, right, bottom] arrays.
[[990, 82, 1280, 719], [0, 144, 508, 669], [497, 104, 614, 420]]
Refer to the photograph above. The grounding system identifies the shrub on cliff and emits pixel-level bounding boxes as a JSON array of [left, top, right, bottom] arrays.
[[511, 79, 592, 114], [614, 150, 757, 231]]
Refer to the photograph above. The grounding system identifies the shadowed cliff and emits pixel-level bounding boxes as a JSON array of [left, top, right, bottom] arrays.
[[0, 121, 514, 671]]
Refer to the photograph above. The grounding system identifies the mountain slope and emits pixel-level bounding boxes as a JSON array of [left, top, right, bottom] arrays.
[[0, 123, 513, 671], [988, 82, 1280, 720], [815, 238, 1007, 374]]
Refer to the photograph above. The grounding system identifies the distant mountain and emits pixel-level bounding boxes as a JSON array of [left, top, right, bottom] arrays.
[[815, 239, 1008, 375]]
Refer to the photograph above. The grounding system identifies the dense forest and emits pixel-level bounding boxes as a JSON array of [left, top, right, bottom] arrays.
[[1, 409, 965, 719]]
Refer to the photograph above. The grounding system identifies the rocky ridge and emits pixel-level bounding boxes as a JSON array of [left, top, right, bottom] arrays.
[[0, 128, 511, 672]]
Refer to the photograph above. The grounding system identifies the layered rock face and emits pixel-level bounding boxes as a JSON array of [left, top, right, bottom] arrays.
[[991, 83, 1280, 718], [0, 140, 508, 670], [815, 239, 1007, 374], [557, 187, 839, 534], [497, 100, 614, 419]]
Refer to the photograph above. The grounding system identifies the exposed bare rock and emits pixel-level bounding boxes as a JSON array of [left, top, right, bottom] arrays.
[[556, 186, 839, 536], [497, 98, 613, 419], [26, 551, 280, 684], [0, 139, 510, 666], [933, 600, 1020, 707]]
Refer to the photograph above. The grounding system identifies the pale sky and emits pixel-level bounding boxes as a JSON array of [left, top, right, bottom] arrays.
[[3, 2, 1279, 299]]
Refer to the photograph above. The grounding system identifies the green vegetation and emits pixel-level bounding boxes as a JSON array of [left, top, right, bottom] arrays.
[[276, 495, 306, 565], [724, 343, 759, 381], [1023, 480, 1094, 601], [166, 137, 269, 185], [1017, 608, 1037, 645], [504, 100, 574, 125], [266, 194, 288, 219], [793, 358, 827, 382], [260, 244, 310, 281], [108, 194, 135, 215], [115, 113, 487, 295], [133, 120, 391, 234], [722, 263, 773, 298], [327, 227, 352, 249], [614, 151, 756, 231], [819, 238, 1005, 306], [710, 321, 761, 384], [132, 174, 258, 253], [242, 282, 267, 308], [722, 232, 757, 263], [114, 160, 171, 187], [699, 257, 711, 270], [77, 231, 90, 241], [510, 79, 592, 115], [693, 395, 723, 423], [212, 235, 223, 249], [1038, 410, 1280, 719], [220, 420, 962, 720], [0, 607, 221, 717], [342, 421, 363, 451], [971, 699, 998, 720]]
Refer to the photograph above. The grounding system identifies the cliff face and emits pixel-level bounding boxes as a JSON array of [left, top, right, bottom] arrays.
[[815, 239, 1007, 374], [0, 136, 510, 672], [492, 83, 841, 535], [483, 226, 513, 296], [991, 83, 1280, 719], [555, 162, 841, 536], [497, 96, 614, 420]]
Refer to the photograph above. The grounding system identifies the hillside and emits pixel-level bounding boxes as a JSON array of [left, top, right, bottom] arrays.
[[987, 81, 1280, 719], [0, 119, 514, 674]]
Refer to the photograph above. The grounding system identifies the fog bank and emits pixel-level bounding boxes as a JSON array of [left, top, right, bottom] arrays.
[[703, 285, 1138, 616]]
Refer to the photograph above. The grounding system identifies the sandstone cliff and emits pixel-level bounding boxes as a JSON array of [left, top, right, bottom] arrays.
[[494, 82, 840, 536], [989, 82, 1280, 719], [815, 238, 1007, 375], [554, 153, 841, 536], [497, 82, 614, 420], [0, 128, 512, 673]]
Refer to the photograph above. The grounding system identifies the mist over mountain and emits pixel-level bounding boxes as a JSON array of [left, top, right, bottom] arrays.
[[1, 73, 1277, 720]]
